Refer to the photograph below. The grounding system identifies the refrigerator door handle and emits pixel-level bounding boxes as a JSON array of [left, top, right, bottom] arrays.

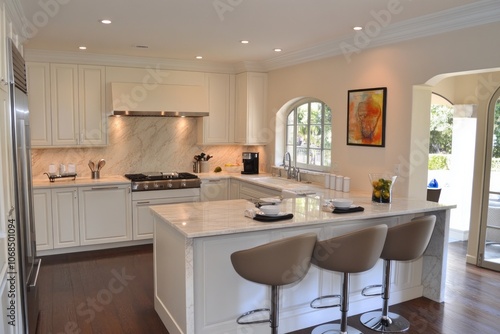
[[28, 258, 41, 290]]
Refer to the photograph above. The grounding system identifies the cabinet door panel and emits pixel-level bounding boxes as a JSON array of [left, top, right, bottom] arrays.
[[27, 62, 51, 146], [79, 186, 131, 245], [52, 188, 79, 248], [33, 189, 53, 250], [51, 64, 78, 146], [79, 65, 106, 145]]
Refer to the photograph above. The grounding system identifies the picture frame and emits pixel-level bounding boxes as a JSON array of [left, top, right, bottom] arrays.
[[347, 87, 387, 147]]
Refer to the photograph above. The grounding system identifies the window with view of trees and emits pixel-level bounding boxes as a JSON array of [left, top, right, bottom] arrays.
[[285, 100, 332, 171]]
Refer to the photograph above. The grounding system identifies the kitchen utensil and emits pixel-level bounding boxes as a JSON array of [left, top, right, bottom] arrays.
[[97, 159, 106, 171], [88, 160, 95, 172]]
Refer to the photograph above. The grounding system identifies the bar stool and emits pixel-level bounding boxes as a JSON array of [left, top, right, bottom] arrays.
[[360, 215, 436, 332], [230, 233, 317, 334], [310, 224, 388, 334]]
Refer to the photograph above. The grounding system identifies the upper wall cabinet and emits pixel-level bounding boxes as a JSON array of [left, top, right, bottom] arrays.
[[234, 72, 268, 145], [27, 63, 107, 147], [197, 73, 235, 145]]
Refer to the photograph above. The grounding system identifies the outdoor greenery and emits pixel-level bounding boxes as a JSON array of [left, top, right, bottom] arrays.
[[429, 98, 500, 171], [429, 104, 453, 154]]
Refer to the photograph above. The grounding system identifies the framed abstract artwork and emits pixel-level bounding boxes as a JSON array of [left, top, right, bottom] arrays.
[[347, 87, 387, 147]]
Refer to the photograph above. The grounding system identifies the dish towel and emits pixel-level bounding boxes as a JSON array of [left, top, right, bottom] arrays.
[[332, 206, 365, 214], [253, 213, 294, 222]]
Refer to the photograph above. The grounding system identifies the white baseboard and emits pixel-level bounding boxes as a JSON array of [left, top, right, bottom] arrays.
[[449, 228, 469, 242]]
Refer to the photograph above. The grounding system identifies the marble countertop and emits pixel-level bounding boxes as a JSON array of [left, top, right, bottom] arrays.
[[151, 196, 455, 238], [33, 175, 130, 188]]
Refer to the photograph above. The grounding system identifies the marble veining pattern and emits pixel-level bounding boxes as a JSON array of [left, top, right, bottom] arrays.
[[31, 117, 267, 179]]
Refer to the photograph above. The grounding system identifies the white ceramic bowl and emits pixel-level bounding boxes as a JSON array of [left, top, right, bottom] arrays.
[[331, 198, 353, 209], [259, 205, 281, 216]]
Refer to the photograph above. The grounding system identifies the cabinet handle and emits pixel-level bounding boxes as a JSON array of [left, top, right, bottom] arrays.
[[137, 201, 151, 205], [207, 179, 221, 183], [90, 186, 119, 191]]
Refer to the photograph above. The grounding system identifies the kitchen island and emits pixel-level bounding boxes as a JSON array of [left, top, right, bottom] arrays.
[[152, 196, 454, 334]]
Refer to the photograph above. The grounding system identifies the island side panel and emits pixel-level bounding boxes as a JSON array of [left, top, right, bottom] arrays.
[[422, 209, 450, 302], [154, 214, 194, 334]]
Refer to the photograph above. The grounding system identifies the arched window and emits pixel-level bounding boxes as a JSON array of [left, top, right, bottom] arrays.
[[285, 99, 332, 171]]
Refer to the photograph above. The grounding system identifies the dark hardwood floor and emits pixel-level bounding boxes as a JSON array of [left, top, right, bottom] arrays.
[[38, 242, 500, 334]]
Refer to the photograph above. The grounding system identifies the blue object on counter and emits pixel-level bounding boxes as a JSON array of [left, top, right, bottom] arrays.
[[428, 179, 439, 188]]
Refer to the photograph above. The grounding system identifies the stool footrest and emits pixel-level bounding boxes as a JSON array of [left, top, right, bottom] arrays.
[[236, 308, 271, 325], [310, 294, 341, 309], [362, 284, 383, 297]]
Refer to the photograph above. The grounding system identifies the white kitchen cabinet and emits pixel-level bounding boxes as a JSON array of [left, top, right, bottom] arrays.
[[78, 65, 107, 145], [33, 189, 53, 251], [27, 62, 51, 146], [27, 62, 107, 147], [78, 184, 132, 245], [52, 187, 80, 249], [234, 72, 268, 145], [197, 73, 235, 144], [51, 63, 79, 146], [200, 178, 229, 201], [229, 178, 240, 199], [238, 180, 281, 201]]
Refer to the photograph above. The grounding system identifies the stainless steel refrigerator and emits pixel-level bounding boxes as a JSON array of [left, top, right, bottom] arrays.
[[7, 39, 40, 334]]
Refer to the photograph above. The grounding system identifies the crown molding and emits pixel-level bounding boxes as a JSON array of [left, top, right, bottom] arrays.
[[262, 0, 500, 71], [23, 49, 238, 73]]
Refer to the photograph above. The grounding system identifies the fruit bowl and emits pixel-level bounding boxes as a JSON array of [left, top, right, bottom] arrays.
[[369, 173, 397, 203], [224, 164, 241, 173]]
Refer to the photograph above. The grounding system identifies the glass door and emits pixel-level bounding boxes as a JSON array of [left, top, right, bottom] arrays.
[[479, 88, 500, 271]]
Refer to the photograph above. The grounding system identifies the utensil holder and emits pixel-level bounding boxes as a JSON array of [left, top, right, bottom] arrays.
[[200, 161, 210, 173], [92, 171, 100, 179]]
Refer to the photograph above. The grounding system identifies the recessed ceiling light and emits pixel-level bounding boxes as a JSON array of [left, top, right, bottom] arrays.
[[274, 48, 282, 52], [100, 19, 112, 24], [79, 46, 87, 50], [196, 56, 203, 59], [353, 26, 363, 31], [240, 40, 249, 44]]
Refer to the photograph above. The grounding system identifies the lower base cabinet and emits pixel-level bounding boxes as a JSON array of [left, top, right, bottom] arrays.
[[201, 178, 229, 201], [33, 184, 132, 252], [78, 185, 132, 245]]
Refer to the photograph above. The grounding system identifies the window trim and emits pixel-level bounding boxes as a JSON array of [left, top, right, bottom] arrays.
[[284, 98, 331, 172]]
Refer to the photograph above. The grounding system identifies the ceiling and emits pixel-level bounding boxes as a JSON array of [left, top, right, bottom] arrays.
[[16, 0, 500, 70]]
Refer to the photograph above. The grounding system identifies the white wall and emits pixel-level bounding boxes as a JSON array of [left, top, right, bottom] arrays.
[[267, 22, 500, 196]]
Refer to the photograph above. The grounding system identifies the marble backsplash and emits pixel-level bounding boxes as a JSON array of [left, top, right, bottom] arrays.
[[31, 117, 267, 179]]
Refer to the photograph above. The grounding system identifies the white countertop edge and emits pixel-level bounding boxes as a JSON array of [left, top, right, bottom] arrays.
[[151, 197, 456, 239], [33, 175, 130, 188]]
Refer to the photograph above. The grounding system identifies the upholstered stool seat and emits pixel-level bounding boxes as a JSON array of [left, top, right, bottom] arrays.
[[310, 224, 388, 334], [231, 232, 317, 334], [360, 215, 436, 332]]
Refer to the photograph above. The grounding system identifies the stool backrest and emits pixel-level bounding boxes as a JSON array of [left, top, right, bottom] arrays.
[[311, 224, 388, 274], [231, 233, 317, 286], [381, 215, 436, 261]]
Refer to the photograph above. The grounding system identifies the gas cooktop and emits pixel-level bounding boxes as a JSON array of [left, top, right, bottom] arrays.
[[124, 172, 200, 191], [125, 172, 198, 181]]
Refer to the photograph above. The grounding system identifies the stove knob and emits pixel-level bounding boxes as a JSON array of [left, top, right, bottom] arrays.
[[167, 183, 173, 189], [154, 183, 159, 189], [143, 184, 149, 190], [181, 181, 187, 188]]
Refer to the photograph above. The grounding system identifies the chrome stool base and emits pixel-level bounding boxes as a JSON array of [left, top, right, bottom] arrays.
[[360, 311, 410, 332], [311, 323, 362, 334]]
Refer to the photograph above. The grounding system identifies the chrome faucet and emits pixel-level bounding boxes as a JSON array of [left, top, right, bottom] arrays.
[[283, 152, 301, 181], [283, 152, 292, 179]]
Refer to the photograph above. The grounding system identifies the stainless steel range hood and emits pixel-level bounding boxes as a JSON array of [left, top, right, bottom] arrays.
[[111, 82, 209, 117]]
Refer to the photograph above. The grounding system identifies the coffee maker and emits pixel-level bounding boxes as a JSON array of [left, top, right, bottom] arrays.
[[241, 152, 259, 174]]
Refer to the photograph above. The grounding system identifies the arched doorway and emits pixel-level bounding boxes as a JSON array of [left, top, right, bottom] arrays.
[[478, 87, 500, 271]]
